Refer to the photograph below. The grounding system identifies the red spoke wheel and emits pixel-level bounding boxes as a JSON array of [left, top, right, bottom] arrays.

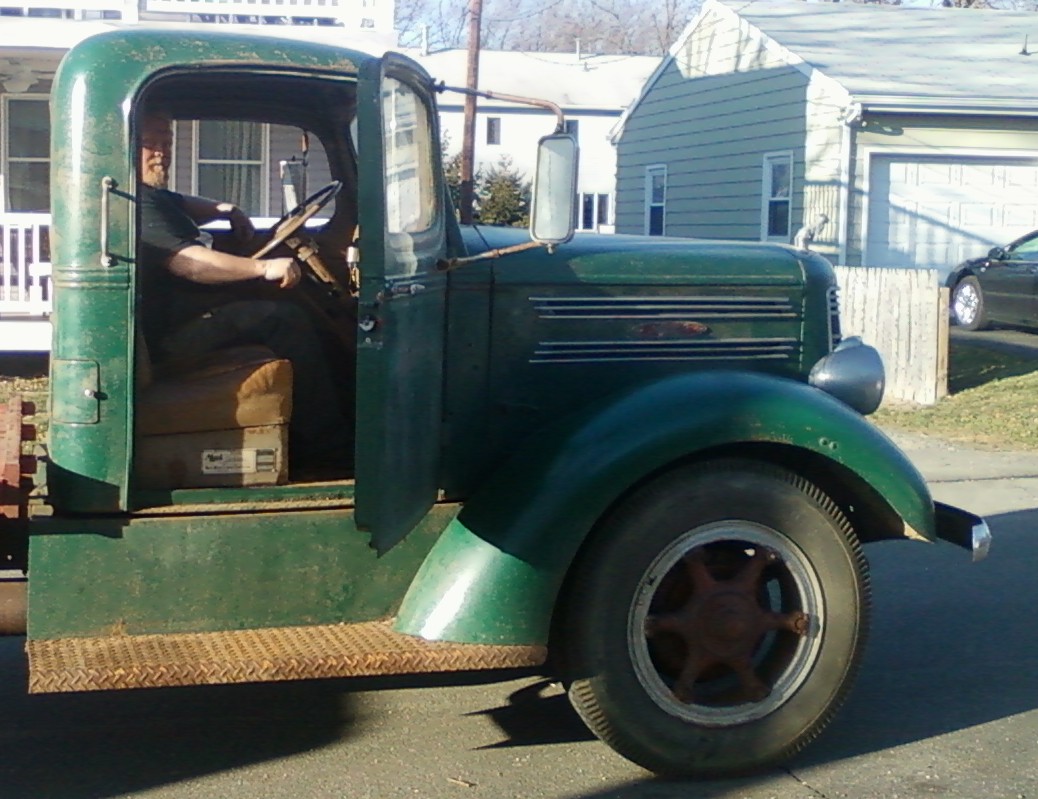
[[554, 460, 870, 777]]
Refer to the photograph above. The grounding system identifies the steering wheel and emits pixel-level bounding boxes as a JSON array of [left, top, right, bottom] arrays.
[[251, 180, 342, 259]]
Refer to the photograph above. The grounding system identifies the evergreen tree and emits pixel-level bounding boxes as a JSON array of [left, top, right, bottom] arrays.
[[476, 156, 531, 227]]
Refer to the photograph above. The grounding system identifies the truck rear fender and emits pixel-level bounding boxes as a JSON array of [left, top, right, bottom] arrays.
[[394, 371, 933, 646]]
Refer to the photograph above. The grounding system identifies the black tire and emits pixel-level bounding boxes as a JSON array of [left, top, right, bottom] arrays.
[[555, 460, 870, 778], [951, 275, 988, 331]]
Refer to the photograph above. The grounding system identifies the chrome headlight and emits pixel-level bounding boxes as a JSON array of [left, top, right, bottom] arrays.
[[809, 336, 885, 415]]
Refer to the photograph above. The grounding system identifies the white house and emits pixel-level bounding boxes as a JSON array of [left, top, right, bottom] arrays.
[[415, 49, 658, 233], [613, 0, 1038, 277], [0, 0, 397, 350]]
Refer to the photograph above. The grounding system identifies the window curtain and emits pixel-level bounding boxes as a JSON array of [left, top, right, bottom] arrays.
[[198, 120, 262, 215]]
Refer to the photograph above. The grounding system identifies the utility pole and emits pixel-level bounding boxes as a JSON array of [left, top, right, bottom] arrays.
[[459, 0, 483, 224]]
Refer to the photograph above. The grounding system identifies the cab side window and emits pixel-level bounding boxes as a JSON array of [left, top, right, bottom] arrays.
[[381, 77, 438, 275]]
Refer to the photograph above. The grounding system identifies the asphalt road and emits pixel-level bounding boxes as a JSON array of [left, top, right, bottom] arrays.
[[1, 431, 1036, 799]]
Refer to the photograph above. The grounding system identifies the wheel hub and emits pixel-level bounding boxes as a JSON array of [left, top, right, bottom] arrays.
[[645, 549, 809, 704], [954, 285, 978, 323]]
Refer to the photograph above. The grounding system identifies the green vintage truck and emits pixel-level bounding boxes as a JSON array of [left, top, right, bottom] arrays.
[[0, 28, 989, 778]]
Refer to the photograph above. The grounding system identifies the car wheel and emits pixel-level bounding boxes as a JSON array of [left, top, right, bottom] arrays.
[[952, 275, 988, 330], [555, 460, 870, 778]]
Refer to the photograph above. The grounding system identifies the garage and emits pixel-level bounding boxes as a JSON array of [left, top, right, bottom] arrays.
[[865, 155, 1038, 275]]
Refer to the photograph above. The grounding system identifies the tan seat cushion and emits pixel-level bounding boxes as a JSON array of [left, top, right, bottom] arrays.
[[138, 346, 293, 437]]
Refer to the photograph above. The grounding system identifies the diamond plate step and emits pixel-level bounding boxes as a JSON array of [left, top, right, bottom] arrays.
[[27, 620, 547, 693]]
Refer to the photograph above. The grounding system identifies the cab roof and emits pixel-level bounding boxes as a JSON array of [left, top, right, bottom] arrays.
[[57, 25, 379, 88]]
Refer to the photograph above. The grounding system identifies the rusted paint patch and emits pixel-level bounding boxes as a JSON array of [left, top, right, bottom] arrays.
[[635, 321, 711, 338]]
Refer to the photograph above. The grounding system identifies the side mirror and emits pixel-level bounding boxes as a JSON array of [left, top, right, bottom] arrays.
[[530, 133, 578, 245], [987, 246, 1007, 260]]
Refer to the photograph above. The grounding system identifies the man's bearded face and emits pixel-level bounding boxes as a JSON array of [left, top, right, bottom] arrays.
[[140, 116, 173, 189]]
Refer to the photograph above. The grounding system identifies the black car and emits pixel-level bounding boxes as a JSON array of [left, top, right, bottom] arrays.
[[948, 230, 1038, 330]]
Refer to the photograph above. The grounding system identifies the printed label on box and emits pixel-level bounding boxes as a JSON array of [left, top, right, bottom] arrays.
[[201, 449, 277, 475]]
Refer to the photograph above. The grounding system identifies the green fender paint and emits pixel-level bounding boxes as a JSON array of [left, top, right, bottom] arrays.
[[395, 370, 932, 645]]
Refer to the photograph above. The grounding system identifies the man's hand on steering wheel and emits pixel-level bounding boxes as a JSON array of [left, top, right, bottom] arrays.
[[256, 256, 301, 289]]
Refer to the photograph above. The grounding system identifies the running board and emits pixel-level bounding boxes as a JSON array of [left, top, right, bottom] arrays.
[[27, 620, 547, 694]]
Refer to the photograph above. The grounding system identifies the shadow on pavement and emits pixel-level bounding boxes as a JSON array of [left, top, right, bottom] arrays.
[[470, 678, 596, 749], [0, 508, 1033, 799], [796, 505, 1038, 766], [0, 661, 359, 799]]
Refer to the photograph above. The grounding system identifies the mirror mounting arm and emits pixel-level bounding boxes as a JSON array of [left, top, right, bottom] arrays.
[[435, 82, 566, 133], [437, 239, 548, 272]]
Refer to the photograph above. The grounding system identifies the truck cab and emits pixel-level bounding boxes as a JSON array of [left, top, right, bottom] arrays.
[[0, 27, 989, 778]]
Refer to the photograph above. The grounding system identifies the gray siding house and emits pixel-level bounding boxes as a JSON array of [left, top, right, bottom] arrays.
[[613, 0, 1038, 273]]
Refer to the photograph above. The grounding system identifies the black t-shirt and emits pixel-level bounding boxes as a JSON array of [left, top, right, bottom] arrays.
[[139, 186, 204, 262], [139, 186, 231, 356]]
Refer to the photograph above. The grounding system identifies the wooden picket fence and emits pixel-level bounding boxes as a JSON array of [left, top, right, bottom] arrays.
[[834, 266, 948, 406]]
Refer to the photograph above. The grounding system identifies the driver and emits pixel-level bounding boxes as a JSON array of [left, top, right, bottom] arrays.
[[138, 110, 353, 474]]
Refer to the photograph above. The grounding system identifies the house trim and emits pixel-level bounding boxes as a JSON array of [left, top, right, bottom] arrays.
[[858, 97, 1038, 117]]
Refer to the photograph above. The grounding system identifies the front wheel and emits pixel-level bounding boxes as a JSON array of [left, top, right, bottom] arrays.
[[951, 275, 988, 330], [555, 461, 870, 777]]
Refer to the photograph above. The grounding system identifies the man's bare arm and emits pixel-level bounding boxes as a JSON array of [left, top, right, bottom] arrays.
[[167, 246, 300, 289]]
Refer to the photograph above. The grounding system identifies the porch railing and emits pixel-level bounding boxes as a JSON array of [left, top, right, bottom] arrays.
[[0, 213, 52, 352], [1, 0, 137, 16], [144, 0, 354, 23], [0, 213, 52, 318], [4, 1, 370, 24]]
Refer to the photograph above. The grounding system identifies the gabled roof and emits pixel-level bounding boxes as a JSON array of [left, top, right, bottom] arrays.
[[414, 49, 660, 112], [724, 0, 1038, 109], [616, 0, 1038, 139]]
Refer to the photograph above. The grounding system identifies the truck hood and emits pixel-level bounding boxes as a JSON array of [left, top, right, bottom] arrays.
[[459, 226, 834, 285]]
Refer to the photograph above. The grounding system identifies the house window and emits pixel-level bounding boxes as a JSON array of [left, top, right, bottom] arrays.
[[3, 96, 50, 212], [645, 165, 666, 236], [486, 117, 501, 145], [564, 119, 579, 140], [577, 193, 612, 231], [581, 193, 594, 230], [762, 152, 792, 241], [194, 120, 267, 216]]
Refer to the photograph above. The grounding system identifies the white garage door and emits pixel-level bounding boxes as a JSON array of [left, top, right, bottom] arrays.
[[865, 155, 1038, 276]]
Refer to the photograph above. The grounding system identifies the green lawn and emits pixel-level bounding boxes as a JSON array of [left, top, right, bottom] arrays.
[[873, 338, 1038, 449]]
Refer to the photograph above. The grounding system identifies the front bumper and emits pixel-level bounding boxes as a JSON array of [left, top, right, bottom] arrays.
[[934, 501, 992, 561]]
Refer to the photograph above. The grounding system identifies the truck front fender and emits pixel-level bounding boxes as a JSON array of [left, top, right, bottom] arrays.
[[395, 371, 932, 645]]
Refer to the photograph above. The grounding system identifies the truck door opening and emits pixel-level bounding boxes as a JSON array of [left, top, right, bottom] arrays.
[[131, 71, 360, 493]]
